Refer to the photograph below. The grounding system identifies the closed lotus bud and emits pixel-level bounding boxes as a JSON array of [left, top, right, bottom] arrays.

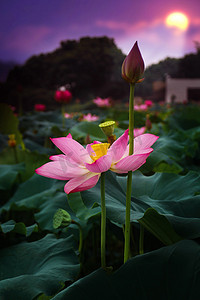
[[145, 114, 152, 130], [122, 41, 145, 84]]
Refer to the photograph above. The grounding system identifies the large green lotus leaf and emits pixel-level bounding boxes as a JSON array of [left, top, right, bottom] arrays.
[[0, 147, 49, 181], [0, 234, 80, 299], [34, 189, 100, 235], [34, 191, 75, 231], [81, 171, 200, 239], [0, 174, 71, 230], [0, 163, 25, 190], [0, 103, 24, 148], [0, 173, 90, 234], [52, 240, 200, 300], [69, 122, 124, 142], [0, 220, 38, 236], [23, 138, 55, 155], [69, 122, 107, 142], [67, 192, 101, 221], [0, 174, 59, 212], [168, 105, 200, 130], [138, 208, 182, 245], [139, 135, 184, 174]]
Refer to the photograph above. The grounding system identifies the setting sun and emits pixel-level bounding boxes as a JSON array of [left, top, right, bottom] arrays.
[[165, 12, 189, 31]]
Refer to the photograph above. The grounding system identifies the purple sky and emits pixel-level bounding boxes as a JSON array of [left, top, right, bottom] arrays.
[[1, 0, 200, 66]]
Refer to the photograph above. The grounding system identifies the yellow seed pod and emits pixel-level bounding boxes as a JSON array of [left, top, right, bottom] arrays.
[[99, 121, 115, 137]]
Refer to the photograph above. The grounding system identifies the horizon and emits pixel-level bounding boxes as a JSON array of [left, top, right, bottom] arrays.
[[0, 34, 198, 67]]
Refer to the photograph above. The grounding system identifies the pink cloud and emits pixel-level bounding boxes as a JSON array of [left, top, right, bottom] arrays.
[[4, 25, 52, 52], [96, 18, 163, 34]]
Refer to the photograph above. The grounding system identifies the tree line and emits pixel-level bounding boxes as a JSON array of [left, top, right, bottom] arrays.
[[0, 36, 200, 110]]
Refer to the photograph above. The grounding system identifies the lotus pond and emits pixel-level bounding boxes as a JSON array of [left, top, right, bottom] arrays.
[[0, 101, 200, 299]]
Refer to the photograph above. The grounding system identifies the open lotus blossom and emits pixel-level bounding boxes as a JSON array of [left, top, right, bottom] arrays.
[[35, 130, 158, 194], [93, 97, 111, 107], [82, 113, 99, 122]]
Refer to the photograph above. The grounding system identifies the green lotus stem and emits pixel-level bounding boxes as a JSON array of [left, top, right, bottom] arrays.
[[13, 147, 22, 183], [101, 172, 106, 268], [18, 95, 23, 117], [61, 104, 65, 128], [78, 223, 83, 254], [124, 83, 135, 263], [72, 220, 83, 255], [139, 224, 144, 255]]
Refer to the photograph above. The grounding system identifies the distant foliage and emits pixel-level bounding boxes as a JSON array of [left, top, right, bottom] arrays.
[[136, 46, 200, 98], [1, 37, 200, 109], [3, 37, 128, 109], [0, 61, 16, 82]]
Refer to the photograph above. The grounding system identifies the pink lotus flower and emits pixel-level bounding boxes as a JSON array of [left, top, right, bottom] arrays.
[[55, 88, 72, 103], [64, 113, 74, 119], [35, 130, 158, 194], [34, 104, 46, 112], [93, 97, 111, 108], [82, 113, 99, 122], [144, 100, 153, 107], [134, 127, 146, 137], [9, 105, 16, 112], [134, 104, 148, 111]]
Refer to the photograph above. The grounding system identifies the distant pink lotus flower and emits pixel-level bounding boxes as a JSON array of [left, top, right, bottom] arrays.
[[93, 97, 111, 108], [82, 113, 99, 122], [55, 87, 72, 103], [9, 105, 16, 112], [134, 127, 146, 137], [34, 104, 46, 112], [64, 113, 73, 119], [134, 104, 148, 111], [35, 130, 158, 194], [144, 100, 153, 107]]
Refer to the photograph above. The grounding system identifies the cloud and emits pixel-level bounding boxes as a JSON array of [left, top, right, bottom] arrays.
[[3, 25, 52, 52], [96, 16, 200, 65], [96, 18, 162, 34]]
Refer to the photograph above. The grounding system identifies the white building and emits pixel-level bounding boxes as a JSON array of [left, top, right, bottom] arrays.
[[165, 76, 200, 103]]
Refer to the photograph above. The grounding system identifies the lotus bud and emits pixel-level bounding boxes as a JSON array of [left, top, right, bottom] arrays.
[[121, 41, 145, 84], [53, 208, 72, 229], [145, 114, 152, 130], [8, 134, 17, 148]]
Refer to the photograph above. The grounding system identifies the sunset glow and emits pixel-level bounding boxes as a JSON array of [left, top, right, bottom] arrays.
[[165, 12, 189, 31]]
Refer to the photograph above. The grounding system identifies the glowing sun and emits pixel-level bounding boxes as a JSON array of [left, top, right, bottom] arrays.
[[165, 12, 189, 31]]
